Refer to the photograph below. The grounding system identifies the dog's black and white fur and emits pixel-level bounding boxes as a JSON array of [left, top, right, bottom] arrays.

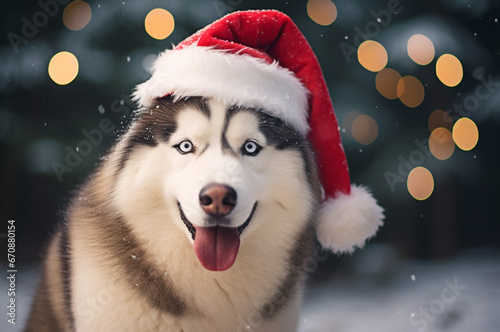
[[26, 96, 322, 331]]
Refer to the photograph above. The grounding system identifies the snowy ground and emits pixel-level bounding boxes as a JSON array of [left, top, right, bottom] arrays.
[[1, 247, 499, 331], [299, 247, 500, 332]]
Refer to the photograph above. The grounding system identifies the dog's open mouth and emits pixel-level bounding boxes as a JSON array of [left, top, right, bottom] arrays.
[[177, 202, 257, 271]]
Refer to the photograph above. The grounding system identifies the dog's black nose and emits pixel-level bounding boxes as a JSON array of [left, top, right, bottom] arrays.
[[199, 184, 237, 217]]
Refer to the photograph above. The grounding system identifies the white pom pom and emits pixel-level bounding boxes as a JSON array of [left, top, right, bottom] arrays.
[[316, 185, 384, 254]]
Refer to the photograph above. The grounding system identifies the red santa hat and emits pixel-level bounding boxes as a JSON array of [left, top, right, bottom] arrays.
[[134, 10, 384, 253]]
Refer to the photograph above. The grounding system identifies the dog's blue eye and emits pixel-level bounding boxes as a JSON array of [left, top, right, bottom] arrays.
[[175, 140, 194, 154], [242, 140, 261, 156]]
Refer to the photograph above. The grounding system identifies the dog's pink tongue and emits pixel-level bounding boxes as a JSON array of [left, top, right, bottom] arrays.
[[193, 226, 240, 271]]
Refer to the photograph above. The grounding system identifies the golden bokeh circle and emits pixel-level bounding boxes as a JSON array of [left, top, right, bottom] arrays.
[[407, 34, 435, 65], [397, 75, 425, 108], [376, 68, 402, 100], [452, 117, 479, 151], [352, 115, 379, 145], [63, 1, 92, 31], [352, 114, 378, 145], [307, 0, 337, 26], [48, 51, 79, 85], [429, 127, 455, 160], [357, 40, 388, 72], [436, 54, 463, 87], [407, 167, 434, 201], [145, 8, 175, 40]]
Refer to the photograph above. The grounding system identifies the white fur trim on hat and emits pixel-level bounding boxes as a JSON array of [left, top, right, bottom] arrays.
[[133, 45, 310, 135], [316, 185, 384, 254]]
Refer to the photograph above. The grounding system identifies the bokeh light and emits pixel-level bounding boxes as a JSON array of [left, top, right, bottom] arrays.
[[429, 127, 455, 160], [436, 54, 463, 87], [407, 34, 435, 65], [357, 40, 388, 72], [342, 110, 362, 139], [452, 117, 479, 151], [307, 0, 337, 26], [145, 8, 175, 40], [428, 109, 453, 131], [376, 68, 402, 100], [397, 75, 425, 108], [63, 1, 92, 31], [48, 51, 79, 85], [352, 115, 378, 145], [407, 167, 434, 201]]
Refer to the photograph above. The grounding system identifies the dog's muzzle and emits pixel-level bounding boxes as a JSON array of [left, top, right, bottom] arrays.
[[177, 185, 257, 272]]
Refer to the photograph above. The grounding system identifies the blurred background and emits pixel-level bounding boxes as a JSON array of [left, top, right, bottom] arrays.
[[1, 0, 499, 331]]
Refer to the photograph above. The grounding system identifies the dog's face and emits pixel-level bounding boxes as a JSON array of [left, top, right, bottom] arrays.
[[114, 97, 318, 271]]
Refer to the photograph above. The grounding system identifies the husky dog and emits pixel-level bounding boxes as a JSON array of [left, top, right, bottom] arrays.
[[27, 9, 384, 332], [26, 96, 321, 331]]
